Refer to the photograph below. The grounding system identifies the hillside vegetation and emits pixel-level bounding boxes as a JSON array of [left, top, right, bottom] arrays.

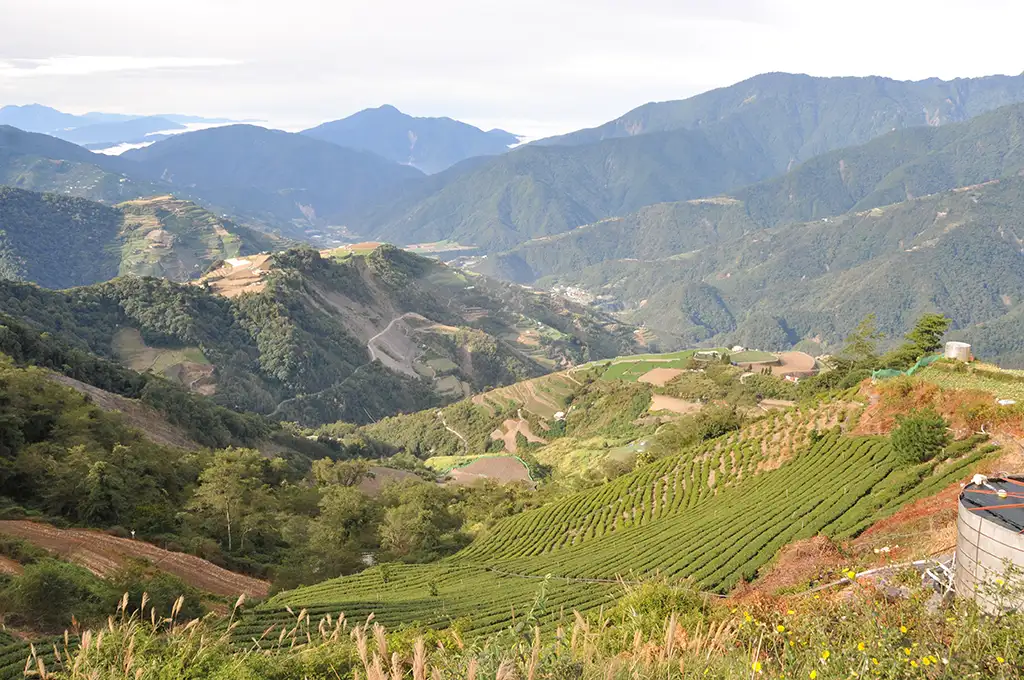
[[473, 104, 1024, 363], [0, 245, 638, 425], [0, 188, 280, 288], [354, 73, 1024, 252]]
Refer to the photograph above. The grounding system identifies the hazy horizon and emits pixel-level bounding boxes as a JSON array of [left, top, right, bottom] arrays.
[[3, 0, 1023, 138]]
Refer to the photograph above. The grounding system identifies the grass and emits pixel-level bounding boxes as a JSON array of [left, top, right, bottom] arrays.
[[2, 583, 1021, 680], [426, 358, 459, 373], [112, 328, 210, 375], [601, 357, 693, 381], [424, 453, 509, 473], [730, 350, 778, 363], [918, 362, 1024, 403]]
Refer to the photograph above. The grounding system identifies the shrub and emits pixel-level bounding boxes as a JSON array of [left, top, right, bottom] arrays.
[[0, 558, 109, 631], [891, 408, 950, 465]]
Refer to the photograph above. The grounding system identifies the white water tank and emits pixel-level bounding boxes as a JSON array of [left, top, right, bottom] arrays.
[[944, 341, 972, 362], [955, 476, 1024, 613]]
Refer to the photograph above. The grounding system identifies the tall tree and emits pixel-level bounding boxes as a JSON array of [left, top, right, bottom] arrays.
[[188, 448, 281, 553]]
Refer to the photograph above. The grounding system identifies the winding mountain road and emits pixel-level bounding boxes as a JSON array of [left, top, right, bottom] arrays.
[[367, 312, 421, 362]]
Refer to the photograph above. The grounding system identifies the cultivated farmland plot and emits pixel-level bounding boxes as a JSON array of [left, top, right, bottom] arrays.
[[240, 397, 991, 640]]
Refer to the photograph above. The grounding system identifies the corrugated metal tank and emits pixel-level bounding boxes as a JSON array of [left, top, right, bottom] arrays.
[[955, 479, 1024, 613]]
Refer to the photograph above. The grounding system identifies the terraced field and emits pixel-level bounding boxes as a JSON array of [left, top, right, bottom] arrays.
[[244, 397, 994, 638]]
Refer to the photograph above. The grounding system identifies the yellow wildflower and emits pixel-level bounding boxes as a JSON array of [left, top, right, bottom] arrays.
[[777, 624, 786, 633], [997, 656, 1006, 664], [821, 650, 830, 660], [858, 642, 866, 652], [809, 671, 817, 679], [753, 661, 762, 673], [900, 625, 907, 634]]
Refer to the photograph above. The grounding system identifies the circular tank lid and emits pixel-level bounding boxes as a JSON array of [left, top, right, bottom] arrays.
[[960, 476, 1024, 533]]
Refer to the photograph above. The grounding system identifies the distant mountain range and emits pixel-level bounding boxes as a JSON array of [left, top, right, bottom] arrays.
[[8, 71, 1024, 365], [473, 99, 1024, 363], [0, 104, 235, 148], [352, 72, 1024, 252], [302, 105, 519, 174], [0, 124, 422, 238]]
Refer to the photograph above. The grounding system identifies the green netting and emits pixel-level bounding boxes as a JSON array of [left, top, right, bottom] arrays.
[[872, 354, 942, 380]]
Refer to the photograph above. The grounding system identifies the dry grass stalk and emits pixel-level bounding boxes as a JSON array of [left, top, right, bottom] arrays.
[[495, 659, 517, 680], [413, 638, 427, 680], [526, 626, 541, 680]]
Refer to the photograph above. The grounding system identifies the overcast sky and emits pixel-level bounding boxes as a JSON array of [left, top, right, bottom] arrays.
[[2, 0, 1023, 137]]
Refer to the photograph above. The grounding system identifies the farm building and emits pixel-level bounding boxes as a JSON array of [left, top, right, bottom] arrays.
[[955, 475, 1024, 613]]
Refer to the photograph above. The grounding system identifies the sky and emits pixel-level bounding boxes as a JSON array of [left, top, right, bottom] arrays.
[[2, 0, 1023, 138]]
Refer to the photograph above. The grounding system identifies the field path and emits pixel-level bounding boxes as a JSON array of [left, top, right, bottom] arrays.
[[437, 411, 469, 454], [0, 520, 269, 598]]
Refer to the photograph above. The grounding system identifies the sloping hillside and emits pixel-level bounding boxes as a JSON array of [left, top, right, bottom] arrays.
[[537, 71, 1024, 154], [0, 520, 268, 598], [354, 73, 1024, 253], [0, 245, 639, 425], [356, 123, 781, 252], [0, 188, 281, 287], [0, 125, 157, 203], [251, 379, 996, 637]]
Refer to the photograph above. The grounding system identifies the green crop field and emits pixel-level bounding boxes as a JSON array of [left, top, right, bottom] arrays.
[[598, 353, 699, 382], [241, 397, 992, 640], [730, 350, 778, 363], [918, 363, 1024, 403]]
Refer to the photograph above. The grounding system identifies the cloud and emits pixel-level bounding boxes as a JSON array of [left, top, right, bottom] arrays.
[[0, 56, 241, 79], [1, 0, 1023, 137]]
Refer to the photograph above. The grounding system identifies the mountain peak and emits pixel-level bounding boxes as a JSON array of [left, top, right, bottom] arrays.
[[301, 108, 518, 173]]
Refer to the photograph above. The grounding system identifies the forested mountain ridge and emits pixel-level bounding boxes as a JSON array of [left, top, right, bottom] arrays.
[[0, 124, 424, 241], [476, 99, 1024, 298], [356, 122, 784, 251], [0, 188, 281, 288], [537, 71, 1024, 154], [0, 245, 639, 425], [302, 105, 519, 174], [350, 74, 1024, 253], [523, 175, 1024, 363]]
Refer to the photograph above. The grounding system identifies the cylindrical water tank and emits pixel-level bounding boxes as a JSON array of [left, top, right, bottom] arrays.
[[956, 477, 1024, 613], [944, 341, 972, 362]]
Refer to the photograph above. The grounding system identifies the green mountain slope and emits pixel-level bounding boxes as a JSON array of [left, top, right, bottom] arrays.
[[358, 123, 782, 251], [479, 101, 1024, 285], [253, 393, 992, 634], [0, 188, 280, 288], [356, 75, 1024, 254], [302, 105, 518, 174], [0, 245, 639, 425], [534, 175, 1024, 362], [538, 71, 1024, 157], [0, 125, 155, 203]]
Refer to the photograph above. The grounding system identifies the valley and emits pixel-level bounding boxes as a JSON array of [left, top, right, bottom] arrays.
[[1, 63, 1024, 679]]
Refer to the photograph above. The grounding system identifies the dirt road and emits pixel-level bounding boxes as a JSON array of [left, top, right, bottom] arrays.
[[0, 520, 269, 598]]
